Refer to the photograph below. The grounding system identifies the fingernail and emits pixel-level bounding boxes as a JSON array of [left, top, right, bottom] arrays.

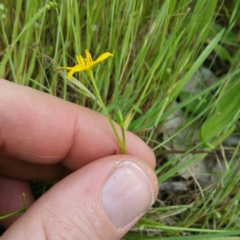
[[101, 161, 154, 228]]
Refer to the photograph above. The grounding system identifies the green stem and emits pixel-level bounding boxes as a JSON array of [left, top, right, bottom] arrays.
[[0, 193, 28, 220], [121, 124, 126, 151], [0, 208, 27, 220], [87, 71, 126, 154]]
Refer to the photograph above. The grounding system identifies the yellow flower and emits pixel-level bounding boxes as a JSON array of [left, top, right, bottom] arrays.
[[55, 49, 113, 80]]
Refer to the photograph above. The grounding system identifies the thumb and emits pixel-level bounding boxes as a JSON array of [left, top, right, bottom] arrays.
[[2, 155, 158, 240]]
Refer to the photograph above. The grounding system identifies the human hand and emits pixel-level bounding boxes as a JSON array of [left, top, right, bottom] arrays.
[[0, 79, 158, 240]]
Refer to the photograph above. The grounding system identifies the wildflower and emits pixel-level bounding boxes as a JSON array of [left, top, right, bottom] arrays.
[[55, 49, 113, 80]]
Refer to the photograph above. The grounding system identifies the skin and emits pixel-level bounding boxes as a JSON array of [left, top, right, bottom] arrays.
[[0, 79, 158, 240]]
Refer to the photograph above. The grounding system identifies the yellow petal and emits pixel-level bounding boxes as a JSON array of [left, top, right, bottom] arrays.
[[67, 69, 75, 80], [81, 55, 86, 66], [66, 65, 87, 80], [95, 52, 114, 62], [85, 49, 93, 64], [88, 52, 113, 69], [55, 50, 113, 79]]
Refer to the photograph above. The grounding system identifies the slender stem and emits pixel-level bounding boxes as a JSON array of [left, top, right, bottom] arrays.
[[87, 71, 126, 153], [0, 193, 28, 220], [121, 124, 126, 151], [0, 208, 27, 220], [116, 107, 126, 153]]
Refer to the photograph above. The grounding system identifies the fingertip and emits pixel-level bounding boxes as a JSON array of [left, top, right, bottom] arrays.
[[2, 155, 158, 240], [0, 79, 156, 172], [101, 157, 158, 228]]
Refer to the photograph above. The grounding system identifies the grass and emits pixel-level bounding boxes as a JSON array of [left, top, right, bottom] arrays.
[[1, 0, 240, 238]]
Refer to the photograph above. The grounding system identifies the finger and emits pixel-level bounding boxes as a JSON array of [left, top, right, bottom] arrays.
[[0, 79, 155, 171], [0, 155, 70, 181], [0, 176, 34, 229], [2, 155, 158, 240]]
